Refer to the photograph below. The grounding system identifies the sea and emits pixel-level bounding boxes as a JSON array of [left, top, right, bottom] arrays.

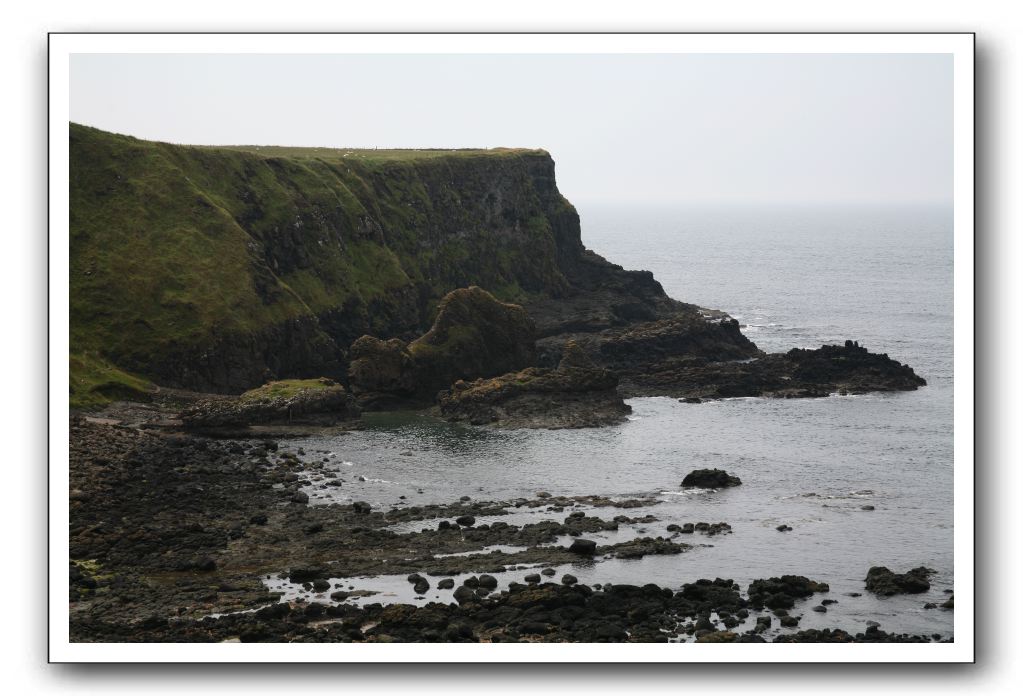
[[280, 204, 956, 640]]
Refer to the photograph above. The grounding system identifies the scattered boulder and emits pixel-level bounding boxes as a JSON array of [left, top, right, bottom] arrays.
[[568, 538, 597, 555], [864, 566, 935, 596], [681, 469, 742, 489], [455, 515, 476, 527], [747, 576, 830, 610]]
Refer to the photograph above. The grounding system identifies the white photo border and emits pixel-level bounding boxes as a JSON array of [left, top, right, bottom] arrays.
[[48, 31, 975, 663]]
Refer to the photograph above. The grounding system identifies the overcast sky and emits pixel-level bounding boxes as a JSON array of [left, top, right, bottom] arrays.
[[70, 53, 952, 206]]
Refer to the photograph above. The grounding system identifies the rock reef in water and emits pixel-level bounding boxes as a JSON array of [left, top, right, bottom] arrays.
[[179, 378, 361, 429], [864, 566, 936, 596], [347, 286, 537, 407], [615, 340, 926, 400], [436, 341, 631, 428]]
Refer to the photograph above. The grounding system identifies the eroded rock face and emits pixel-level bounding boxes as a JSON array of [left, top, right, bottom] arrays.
[[346, 336, 417, 408], [436, 341, 631, 428], [348, 287, 538, 407], [409, 287, 538, 394], [179, 378, 361, 429]]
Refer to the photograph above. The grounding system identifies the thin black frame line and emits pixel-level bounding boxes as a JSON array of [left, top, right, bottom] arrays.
[[46, 29, 980, 667]]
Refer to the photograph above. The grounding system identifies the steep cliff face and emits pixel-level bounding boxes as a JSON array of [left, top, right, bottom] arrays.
[[69, 123, 746, 397], [72, 125, 570, 390]]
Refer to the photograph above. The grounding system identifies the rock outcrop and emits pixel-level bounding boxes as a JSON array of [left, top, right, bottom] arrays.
[[616, 340, 926, 400], [407, 287, 538, 395], [347, 287, 537, 407], [864, 566, 935, 596], [346, 337, 417, 409], [681, 469, 742, 489], [436, 341, 631, 428], [180, 378, 361, 429]]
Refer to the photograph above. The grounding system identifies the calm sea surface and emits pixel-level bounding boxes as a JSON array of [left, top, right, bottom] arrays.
[[286, 204, 955, 639]]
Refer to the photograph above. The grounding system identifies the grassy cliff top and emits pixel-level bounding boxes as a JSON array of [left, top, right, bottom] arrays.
[[70, 124, 547, 163], [210, 144, 549, 163]]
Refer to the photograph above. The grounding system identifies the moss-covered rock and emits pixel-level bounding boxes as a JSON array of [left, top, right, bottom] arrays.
[[346, 336, 417, 408], [179, 378, 360, 428], [408, 287, 537, 395]]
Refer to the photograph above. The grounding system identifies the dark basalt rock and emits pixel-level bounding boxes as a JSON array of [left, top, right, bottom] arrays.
[[568, 538, 598, 555], [436, 340, 631, 429], [346, 336, 417, 409], [348, 287, 538, 408], [681, 469, 742, 489], [747, 576, 830, 610], [619, 340, 925, 400], [864, 566, 936, 596]]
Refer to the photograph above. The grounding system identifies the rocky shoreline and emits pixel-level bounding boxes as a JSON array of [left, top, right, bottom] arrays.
[[68, 415, 952, 643]]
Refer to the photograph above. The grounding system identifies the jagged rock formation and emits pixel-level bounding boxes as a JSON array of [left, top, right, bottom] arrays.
[[436, 341, 631, 428], [347, 287, 537, 407], [864, 566, 935, 596], [619, 340, 926, 400], [179, 378, 361, 429]]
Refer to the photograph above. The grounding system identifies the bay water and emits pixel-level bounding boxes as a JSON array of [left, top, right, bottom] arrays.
[[285, 204, 955, 639]]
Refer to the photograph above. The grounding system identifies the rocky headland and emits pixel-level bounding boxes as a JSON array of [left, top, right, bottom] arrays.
[[70, 123, 925, 423], [66, 125, 943, 644]]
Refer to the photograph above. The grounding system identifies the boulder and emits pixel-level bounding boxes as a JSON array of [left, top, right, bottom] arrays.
[[568, 538, 597, 555], [864, 566, 935, 596], [681, 468, 742, 489]]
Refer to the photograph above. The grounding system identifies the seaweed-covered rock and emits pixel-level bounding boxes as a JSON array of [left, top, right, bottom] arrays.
[[179, 378, 361, 429], [436, 340, 630, 428], [681, 469, 742, 489], [864, 566, 935, 596]]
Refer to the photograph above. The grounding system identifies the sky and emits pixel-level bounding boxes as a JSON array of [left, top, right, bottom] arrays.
[[70, 53, 953, 206]]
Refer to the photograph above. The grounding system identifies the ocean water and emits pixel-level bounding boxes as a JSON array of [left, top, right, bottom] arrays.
[[285, 204, 955, 639]]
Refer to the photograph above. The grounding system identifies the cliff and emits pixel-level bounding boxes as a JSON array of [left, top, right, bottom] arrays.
[[69, 123, 722, 399]]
